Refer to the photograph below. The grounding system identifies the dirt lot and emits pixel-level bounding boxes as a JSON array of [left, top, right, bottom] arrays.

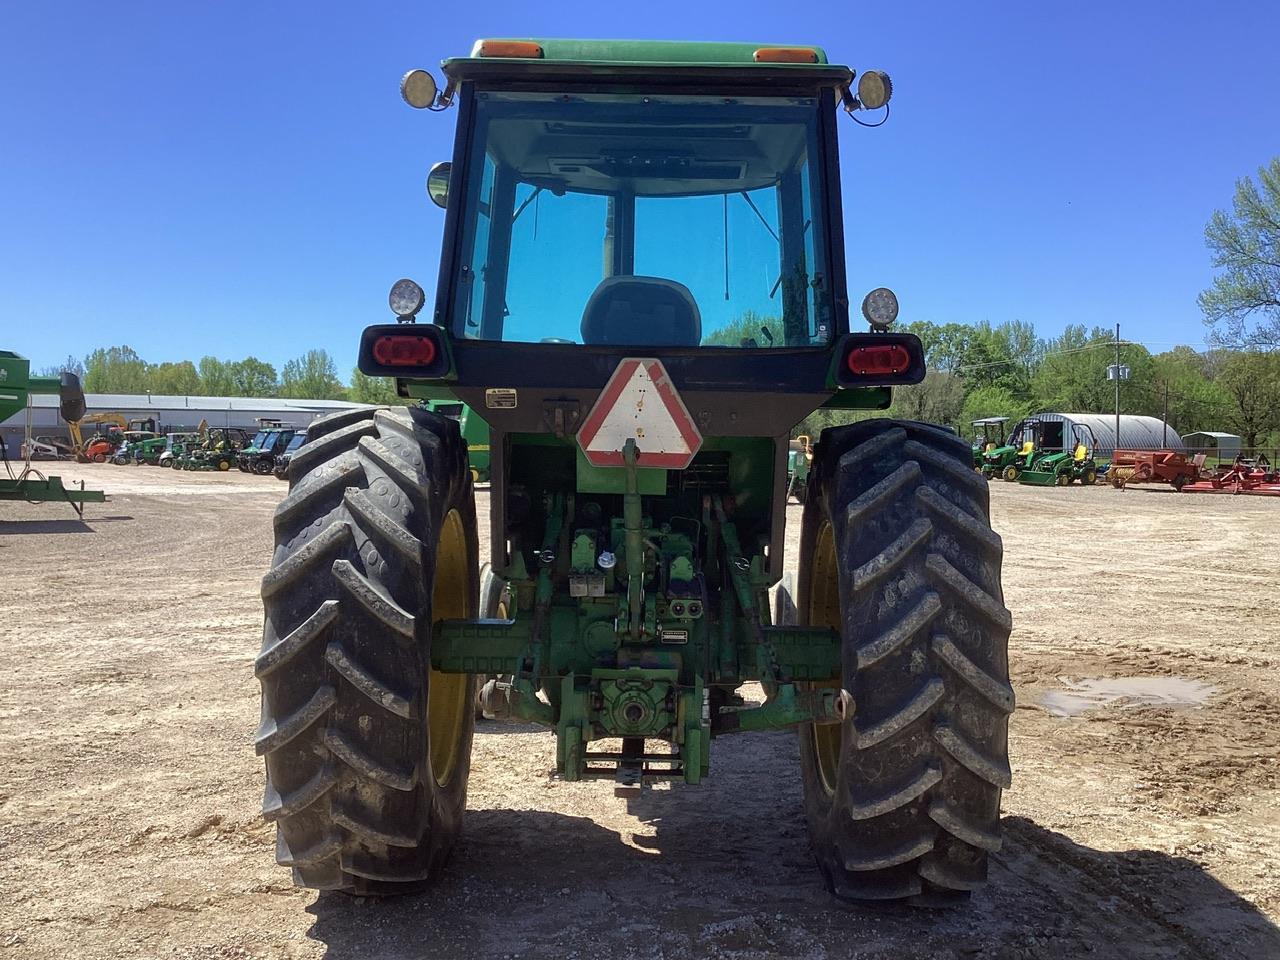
[[2, 462, 1278, 959]]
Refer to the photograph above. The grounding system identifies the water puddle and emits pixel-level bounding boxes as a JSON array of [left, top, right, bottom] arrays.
[[1041, 677, 1217, 717]]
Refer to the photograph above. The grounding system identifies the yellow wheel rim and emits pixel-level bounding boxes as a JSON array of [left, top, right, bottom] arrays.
[[428, 508, 471, 787], [807, 519, 843, 797]]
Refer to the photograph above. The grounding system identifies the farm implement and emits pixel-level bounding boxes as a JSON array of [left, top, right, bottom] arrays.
[[1109, 450, 1202, 491], [0, 350, 105, 517], [1181, 458, 1280, 496], [253, 39, 1012, 907]]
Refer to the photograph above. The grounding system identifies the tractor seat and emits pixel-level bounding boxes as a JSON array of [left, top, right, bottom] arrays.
[[581, 276, 701, 347], [1073, 443, 1087, 462], [1019, 441, 1035, 457]]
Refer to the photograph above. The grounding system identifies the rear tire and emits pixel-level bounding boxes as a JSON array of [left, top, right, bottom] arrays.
[[1000, 464, 1018, 482], [797, 419, 1013, 905], [255, 405, 478, 894]]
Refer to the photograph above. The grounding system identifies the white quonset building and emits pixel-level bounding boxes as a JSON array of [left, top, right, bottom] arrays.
[[1029, 413, 1182, 459], [1, 392, 373, 451]]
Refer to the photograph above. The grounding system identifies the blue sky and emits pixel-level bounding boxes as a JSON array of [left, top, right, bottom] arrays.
[[2, 1, 1277, 376]]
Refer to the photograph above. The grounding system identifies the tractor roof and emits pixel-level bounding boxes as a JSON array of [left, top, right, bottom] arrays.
[[443, 38, 852, 86]]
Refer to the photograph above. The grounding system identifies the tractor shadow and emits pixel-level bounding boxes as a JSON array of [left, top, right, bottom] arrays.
[[303, 730, 1280, 960], [0, 515, 132, 534], [0, 518, 95, 534]]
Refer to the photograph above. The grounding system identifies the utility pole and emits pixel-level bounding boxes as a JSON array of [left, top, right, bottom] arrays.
[[1114, 322, 1121, 458], [1162, 380, 1169, 447]]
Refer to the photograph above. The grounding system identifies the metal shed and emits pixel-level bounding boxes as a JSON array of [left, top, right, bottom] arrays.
[[1181, 431, 1241, 461], [1029, 413, 1182, 459]]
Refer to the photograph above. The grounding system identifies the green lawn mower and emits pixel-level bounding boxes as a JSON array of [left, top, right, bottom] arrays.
[[253, 39, 1012, 908]]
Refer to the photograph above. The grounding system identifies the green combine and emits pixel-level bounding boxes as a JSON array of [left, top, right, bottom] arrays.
[[254, 39, 1012, 907], [0, 351, 105, 516]]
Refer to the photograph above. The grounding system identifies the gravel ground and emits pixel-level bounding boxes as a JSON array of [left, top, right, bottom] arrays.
[[1, 462, 1277, 959]]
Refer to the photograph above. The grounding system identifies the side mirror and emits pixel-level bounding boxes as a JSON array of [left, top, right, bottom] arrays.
[[427, 162, 451, 208], [59, 372, 86, 423]]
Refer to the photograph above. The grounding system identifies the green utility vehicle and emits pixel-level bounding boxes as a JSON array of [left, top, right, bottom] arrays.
[[272, 431, 308, 480], [425, 399, 491, 481], [254, 40, 1012, 906], [237, 424, 296, 474], [970, 417, 1009, 469]]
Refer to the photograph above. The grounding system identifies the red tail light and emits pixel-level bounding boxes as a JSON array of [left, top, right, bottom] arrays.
[[847, 344, 912, 376], [372, 335, 437, 367]]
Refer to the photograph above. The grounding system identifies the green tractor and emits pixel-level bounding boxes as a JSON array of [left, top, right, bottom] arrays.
[[132, 432, 197, 466], [181, 427, 249, 471], [970, 416, 1009, 470], [1017, 423, 1099, 487], [983, 418, 1040, 481], [425, 399, 491, 482], [157, 432, 202, 468], [254, 39, 1012, 906]]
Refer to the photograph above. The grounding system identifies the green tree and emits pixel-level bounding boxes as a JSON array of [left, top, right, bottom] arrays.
[[349, 368, 405, 405], [198, 356, 236, 396], [888, 371, 967, 430], [83, 345, 148, 393], [959, 385, 1034, 432], [1030, 325, 1156, 415], [148, 360, 202, 395], [1214, 351, 1280, 447], [1148, 347, 1230, 434], [1199, 157, 1280, 350], [281, 349, 345, 400], [229, 357, 278, 397], [38, 355, 86, 379]]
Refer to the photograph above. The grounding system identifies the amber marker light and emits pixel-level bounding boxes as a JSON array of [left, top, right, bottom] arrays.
[[753, 47, 819, 63]]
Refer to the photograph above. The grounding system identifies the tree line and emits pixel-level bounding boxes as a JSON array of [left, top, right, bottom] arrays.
[[42, 346, 404, 406], [797, 321, 1280, 448]]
